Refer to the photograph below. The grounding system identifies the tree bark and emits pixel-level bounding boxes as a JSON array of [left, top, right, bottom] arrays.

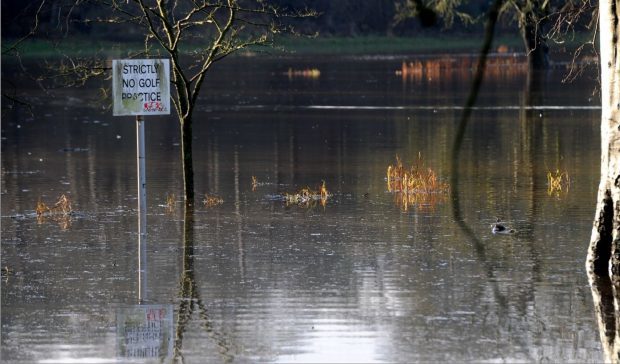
[[180, 116, 195, 206], [588, 273, 620, 362], [587, 0, 620, 279]]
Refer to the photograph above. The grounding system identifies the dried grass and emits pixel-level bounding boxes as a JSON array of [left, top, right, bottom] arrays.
[[203, 194, 224, 207], [36, 194, 72, 216], [35, 194, 73, 229], [387, 154, 450, 211], [547, 169, 570, 197], [165, 193, 176, 213], [285, 181, 329, 208]]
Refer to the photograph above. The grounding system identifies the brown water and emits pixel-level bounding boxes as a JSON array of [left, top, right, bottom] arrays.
[[1, 55, 603, 362]]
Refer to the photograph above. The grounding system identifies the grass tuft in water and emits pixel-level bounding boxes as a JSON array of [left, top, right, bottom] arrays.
[[36, 194, 72, 216], [285, 180, 330, 208], [547, 169, 570, 197], [387, 154, 450, 211], [203, 194, 224, 207], [165, 193, 176, 213], [35, 194, 73, 229]]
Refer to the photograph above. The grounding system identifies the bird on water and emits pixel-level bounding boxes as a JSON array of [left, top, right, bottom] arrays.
[[492, 218, 515, 234]]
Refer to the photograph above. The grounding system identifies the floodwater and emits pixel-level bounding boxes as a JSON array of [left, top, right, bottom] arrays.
[[1, 54, 603, 362]]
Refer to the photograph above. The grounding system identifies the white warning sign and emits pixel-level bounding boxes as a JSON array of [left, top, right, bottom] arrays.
[[113, 59, 170, 116]]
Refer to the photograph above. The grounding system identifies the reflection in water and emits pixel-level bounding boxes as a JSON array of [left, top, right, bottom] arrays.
[[588, 273, 620, 363], [174, 205, 233, 363], [397, 54, 528, 83], [0, 55, 603, 362], [448, 8, 532, 358], [116, 304, 174, 360]]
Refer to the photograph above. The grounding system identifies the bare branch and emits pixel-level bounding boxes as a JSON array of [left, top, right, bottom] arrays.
[[2, 0, 47, 56]]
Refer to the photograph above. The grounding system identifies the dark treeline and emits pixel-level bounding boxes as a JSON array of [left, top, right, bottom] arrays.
[[2, 0, 549, 41]]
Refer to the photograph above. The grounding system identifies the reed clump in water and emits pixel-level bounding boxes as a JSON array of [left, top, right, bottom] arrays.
[[547, 169, 570, 197], [36, 194, 72, 216], [203, 193, 224, 207], [35, 194, 73, 229], [387, 154, 450, 211], [285, 180, 329, 208], [165, 193, 176, 213]]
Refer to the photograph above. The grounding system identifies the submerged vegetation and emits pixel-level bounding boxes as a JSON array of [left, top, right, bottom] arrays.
[[547, 169, 570, 197], [203, 194, 224, 208], [35, 194, 73, 229], [387, 154, 450, 211], [285, 181, 330, 208], [251, 176, 259, 191], [35, 194, 72, 216], [165, 193, 176, 213]]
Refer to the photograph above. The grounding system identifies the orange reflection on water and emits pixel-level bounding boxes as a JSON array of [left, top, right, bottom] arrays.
[[396, 54, 528, 82]]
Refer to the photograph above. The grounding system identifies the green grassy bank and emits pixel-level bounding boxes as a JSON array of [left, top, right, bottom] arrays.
[[2, 33, 590, 59], [273, 34, 526, 55]]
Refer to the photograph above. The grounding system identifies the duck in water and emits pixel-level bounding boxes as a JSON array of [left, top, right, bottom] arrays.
[[492, 218, 515, 234]]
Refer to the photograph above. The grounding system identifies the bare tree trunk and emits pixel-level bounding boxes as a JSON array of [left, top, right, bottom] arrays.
[[181, 116, 195, 206], [520, 21, 549, 69], [588, 273, 620, 362], [518, 3, 549, 70], [587, 0, 620, 279]]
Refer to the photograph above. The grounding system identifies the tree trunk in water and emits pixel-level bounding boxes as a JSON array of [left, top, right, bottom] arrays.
[[587, 0, 620, 279], [520, 18, 549, 70], [588, 273, 620, 362], [180, 116, 195, 205]]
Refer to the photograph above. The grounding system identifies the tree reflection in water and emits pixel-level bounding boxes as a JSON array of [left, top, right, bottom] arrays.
[[588, 273, 620, 362], [174, 204, 233, 363], [448, 0, 534, 357]]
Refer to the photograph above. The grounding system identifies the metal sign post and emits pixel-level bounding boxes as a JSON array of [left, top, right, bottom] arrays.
[[113, 59, 170, 303], [136, 115, 147, 303]]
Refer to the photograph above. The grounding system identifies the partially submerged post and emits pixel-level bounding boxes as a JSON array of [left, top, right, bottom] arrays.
[[136, 114, 147, 302], [113, 59, 170, 302]]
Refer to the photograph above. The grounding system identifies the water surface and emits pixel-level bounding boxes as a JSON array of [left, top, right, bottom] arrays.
[[1, 55, 603, 362]]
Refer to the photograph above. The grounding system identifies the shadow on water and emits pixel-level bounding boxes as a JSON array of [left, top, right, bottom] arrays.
[[174, 204, 233, 363]]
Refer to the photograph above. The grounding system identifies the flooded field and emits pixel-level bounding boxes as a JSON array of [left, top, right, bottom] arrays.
[[1, 54, 603, 362]]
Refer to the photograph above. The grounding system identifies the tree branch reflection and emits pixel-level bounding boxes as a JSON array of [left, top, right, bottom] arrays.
[[449, 0, 511, 323], [174, 204, 233, 363]]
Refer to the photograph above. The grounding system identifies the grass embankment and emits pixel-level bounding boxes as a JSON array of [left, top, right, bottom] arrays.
[[4, 34, 529, 59], [273, 34, 526, 55], [3, 32, 592, 59]]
